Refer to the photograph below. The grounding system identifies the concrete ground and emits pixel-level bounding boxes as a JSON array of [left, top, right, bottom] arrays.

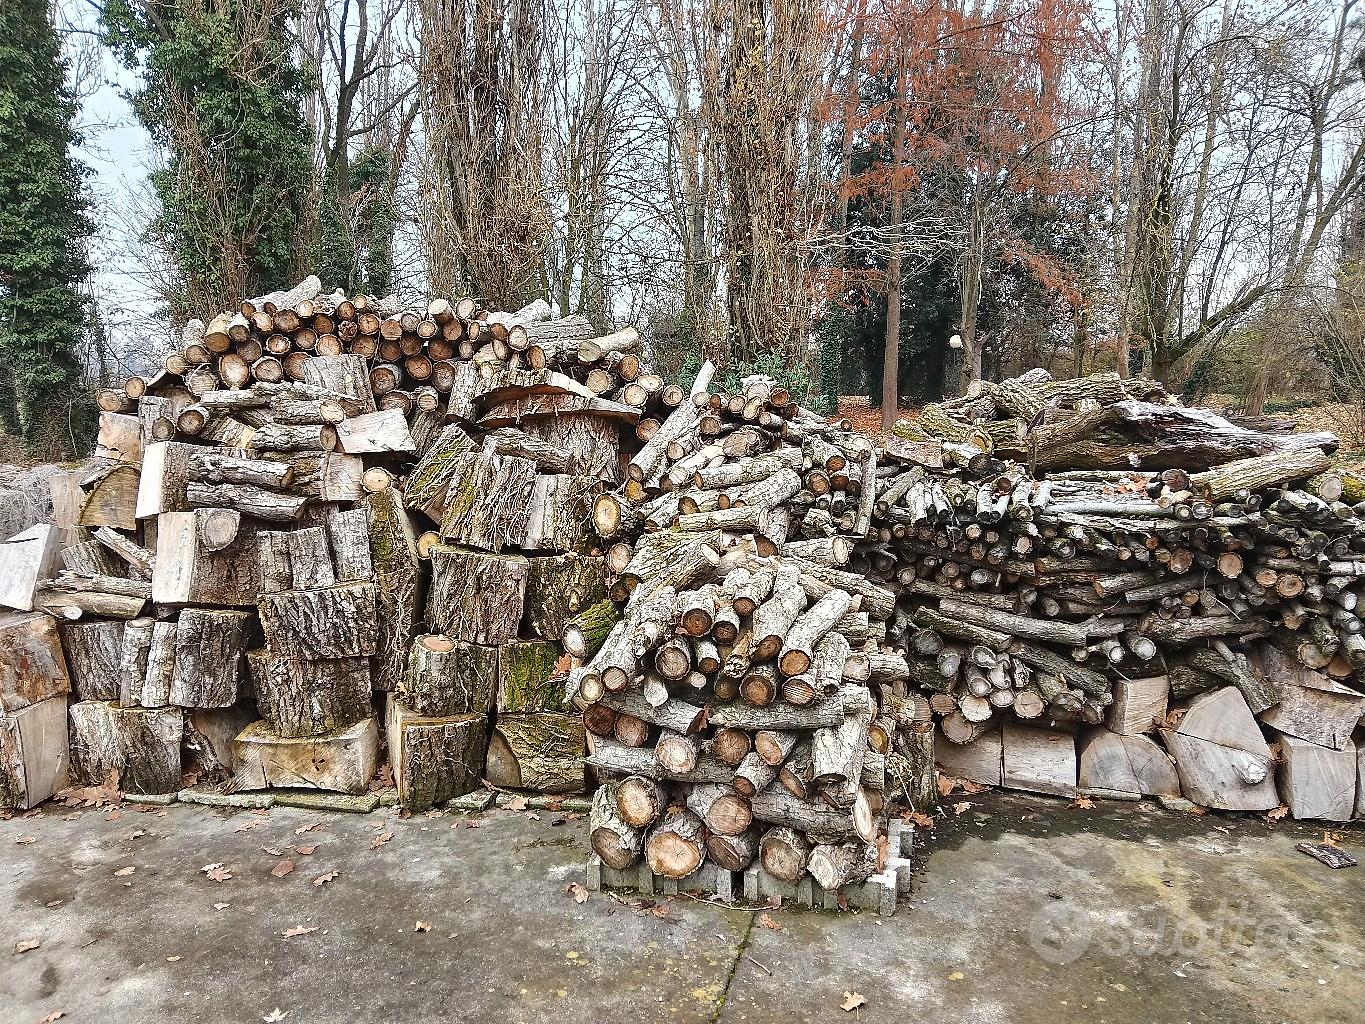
[[1, 792, 1360, 1024]]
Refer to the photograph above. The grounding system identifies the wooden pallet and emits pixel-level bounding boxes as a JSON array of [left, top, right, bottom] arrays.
[[585, 820, 916, 916]]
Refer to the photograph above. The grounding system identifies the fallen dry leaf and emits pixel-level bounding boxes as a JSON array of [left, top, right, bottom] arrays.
[[294, 822, 323, 836], [281, 925, 317, 937], [1072, 796, 1095, 810], [903, 810, 935, 829], [263, 1009, 288, 1022], [564, 883, 588, 904], [234, 820, 263, 833], [840, 991, 865, 1012], [39, 1011, 64, 1023], [371, 832, 393, 849], [113, 866, 136, 877], [1267, 805, 1291, 822], [213, 903, 230, 911], [952, 802, 972, 816], [294, 844, 317, 856], [312, 870, 339, 887], [414, 920, 432, 932], [960, 780, 989, 795], [758, 912, 782, 932], [201, 863, 233, 883], [505, 795, 529, 812], [936, 774, 957, 797], [271, 859, 296, 878], [166, 955, 182, 962], [15, 939, 40, 954], [261, 847, 285, 857], [15, 836, 36, 845]]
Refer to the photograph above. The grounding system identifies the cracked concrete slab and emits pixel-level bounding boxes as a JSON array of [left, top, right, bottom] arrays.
[[1, 793, 1360, 1024]]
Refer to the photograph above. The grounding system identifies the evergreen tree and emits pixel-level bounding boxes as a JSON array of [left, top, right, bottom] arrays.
[[102, 0, 315, 321], [0, 0, 93, 451]]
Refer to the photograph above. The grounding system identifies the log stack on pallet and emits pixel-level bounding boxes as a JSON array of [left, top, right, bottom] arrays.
[[578, 367, 934, 905], [0, 277, 648, 812]]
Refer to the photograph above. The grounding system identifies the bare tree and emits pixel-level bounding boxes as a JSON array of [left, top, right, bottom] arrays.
[[414, 0, 552, 307]]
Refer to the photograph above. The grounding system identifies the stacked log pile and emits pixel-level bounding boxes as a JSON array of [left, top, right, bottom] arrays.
[[579, 368, 935, 894], [583, 365, 1365, 902], [883, 371, 1363, 819], [0, 277, 648, 812]]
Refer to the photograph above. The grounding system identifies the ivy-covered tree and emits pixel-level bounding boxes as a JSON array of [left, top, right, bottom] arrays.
[[0, 0, 94, 452], [102, 0, 315, 321]]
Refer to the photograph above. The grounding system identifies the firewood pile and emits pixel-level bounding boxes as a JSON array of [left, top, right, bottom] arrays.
[[885, 372, 1363, 820], [577, 365, 934, 897], [0, 276, 654, 814], [581, 365, 1364, 905]]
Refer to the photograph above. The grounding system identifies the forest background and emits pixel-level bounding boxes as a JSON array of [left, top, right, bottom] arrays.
[[2, 0, 1363, 457]]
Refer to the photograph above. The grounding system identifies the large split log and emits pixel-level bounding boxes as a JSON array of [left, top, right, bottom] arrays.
[[1160, 688, 1278, 811], [58, 620, 123, 702], [524, 553, 606, 642], [1078, 728, 1179, 799], [520, 474, 597, 552], [1275, 733, 1357, 822], [151, 511, 261, 607], [232, 717, 379, 795], [403, 423, 478, 517], [427, 545, 528, 645], [69, 701, 183, 795], [0, 525, 62, 612], [0, 698, 69, 809], [336, 409, 416, 454], [170, 609, 249, 709], [403, 635, 499, 716], [1001, 724, 1078, 798], [257, 583, 378, 660], [484, 712, 585, 793], [183, 705, 255, 782], [247, 651, 372, 739], [386, 698, 488, 812], [437, 452, 536, 553], [364, 489, 420, 692], [0, 611, 71, 711]]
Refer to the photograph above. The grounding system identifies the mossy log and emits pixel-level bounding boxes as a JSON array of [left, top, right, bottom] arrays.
[[525, 553, 606, 643], [497, 640, 565, 712], [438, 451, 537, 553], [402, 635, 498, 717], [562, 599, 620, 659], [484, 712, 585, 793]]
